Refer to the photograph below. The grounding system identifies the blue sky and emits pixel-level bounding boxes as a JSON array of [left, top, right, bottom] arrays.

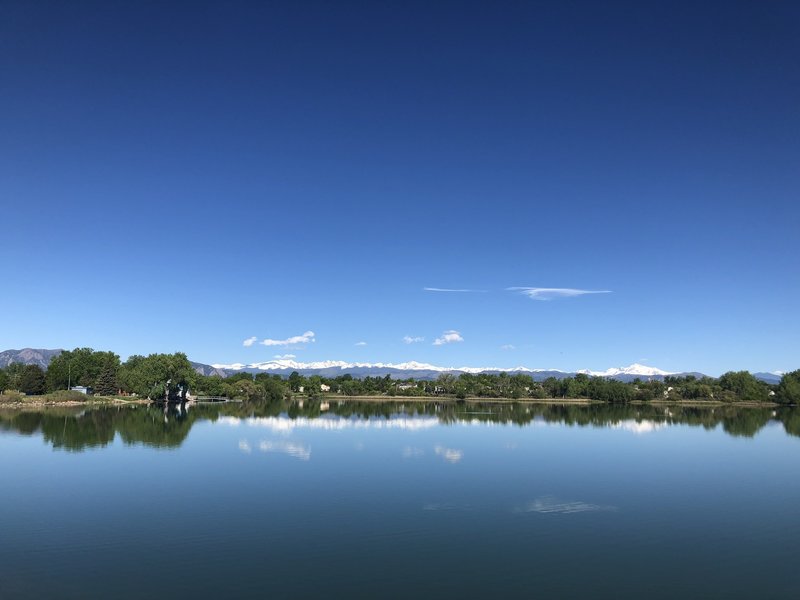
[[1, 1, 798, 375]]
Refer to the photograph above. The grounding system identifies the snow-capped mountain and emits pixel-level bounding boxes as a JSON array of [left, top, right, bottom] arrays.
[[577, 363, 674, 378], [210, 359, 676, 381], [0, 348, 784, 383], [211, 358, 563, 374]]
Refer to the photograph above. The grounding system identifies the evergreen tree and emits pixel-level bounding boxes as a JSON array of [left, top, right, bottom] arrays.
[[19, 365, 46, 395], [94, 364, 118, 396]]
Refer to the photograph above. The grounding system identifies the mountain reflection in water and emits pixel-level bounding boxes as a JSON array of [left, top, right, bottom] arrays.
[[1, 400, 798, 452]]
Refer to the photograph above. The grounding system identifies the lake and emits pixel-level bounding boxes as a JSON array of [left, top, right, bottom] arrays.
[[1, 401, 799, 599]]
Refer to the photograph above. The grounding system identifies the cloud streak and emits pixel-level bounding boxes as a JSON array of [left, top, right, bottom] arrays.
[[260, 331, 315, 346], [355, 341, 367, 346], [243, 336, 258, 347], [433, 330, 464, 345], [508, 287, 612, 301], [424, 287, 487, 293], [403, 335, 425, 344]]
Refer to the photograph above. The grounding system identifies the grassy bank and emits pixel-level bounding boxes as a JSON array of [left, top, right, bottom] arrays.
[[323, 394, 778, 407], [322, 394, 596, 404], [0, 391, 779, 409], [0, 391, 149, 407]]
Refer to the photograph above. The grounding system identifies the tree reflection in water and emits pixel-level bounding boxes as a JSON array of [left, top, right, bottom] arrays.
[[0, 400, 797, 452]]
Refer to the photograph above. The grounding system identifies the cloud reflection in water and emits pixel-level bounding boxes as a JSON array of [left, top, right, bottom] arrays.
[[434, 445, 463, 463], [219, 416, 440, 434], [258, 440, 311, 461], [517, 496, 617, 515], [402, 446, 424, 458]]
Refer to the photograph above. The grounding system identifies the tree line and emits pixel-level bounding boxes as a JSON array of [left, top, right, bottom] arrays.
[[0, 347, 798, 405]]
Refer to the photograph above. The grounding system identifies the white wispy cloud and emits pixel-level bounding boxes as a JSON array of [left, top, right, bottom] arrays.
[[260, 330, 315, 346], [355, 341, 367, 346], [424, 287, 487, 293], [508, 287, 612, 301], [273, 354, 296, 359], [500, 344, 516, 350], [243, 336, 258, 347], [403, 335, 425, 344], [433, 330, 464, 346]]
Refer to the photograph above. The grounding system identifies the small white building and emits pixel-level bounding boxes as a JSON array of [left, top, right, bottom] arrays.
[[70, 386, 92, 395], [320, 384, 331, 392]]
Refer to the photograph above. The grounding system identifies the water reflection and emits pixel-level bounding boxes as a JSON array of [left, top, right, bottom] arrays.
[[258, 439, 311, 461], [516, 496, 618, 515], [434, 445, 464, 463], [402, 446, 425, 458], [220, 415, 441, 432], [611, 420, 667, 434], [1, 400, 799, 452]]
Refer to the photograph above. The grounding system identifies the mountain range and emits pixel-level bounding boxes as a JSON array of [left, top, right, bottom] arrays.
[[0, 348, 63, 370], [209, 359, 708, 382], [0, 348, 784, 383]]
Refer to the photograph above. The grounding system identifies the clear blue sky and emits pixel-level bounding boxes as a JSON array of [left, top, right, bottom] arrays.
[[2, 1, 798, 375]]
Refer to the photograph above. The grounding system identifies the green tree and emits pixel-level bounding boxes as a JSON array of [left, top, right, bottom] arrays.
[[436, 374, 456, 394], [46, 348, 120, 391], [94, 361, 118, 396], [542, 377, 561, 398], [776, 370, 800, 405], [288, 371, 304, 393], [255, 373, 288, 402], [230, 379, 264, 401], [19, 365, 46, 395], [117, 352, 194, 400], [194, 375, 228, 397], [0, 369, 8, 392], [718, 371, 769, 402], [4, 363, 25, 391]]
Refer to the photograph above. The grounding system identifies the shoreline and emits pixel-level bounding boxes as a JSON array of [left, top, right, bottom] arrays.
[[0, 394, 782, 410], [326, 395, 780, 408], [330, 395, 597, 405], [0, 396, 150, 409]]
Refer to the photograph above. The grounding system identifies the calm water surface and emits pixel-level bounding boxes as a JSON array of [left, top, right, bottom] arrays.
[[1, 402, 799, 599]]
